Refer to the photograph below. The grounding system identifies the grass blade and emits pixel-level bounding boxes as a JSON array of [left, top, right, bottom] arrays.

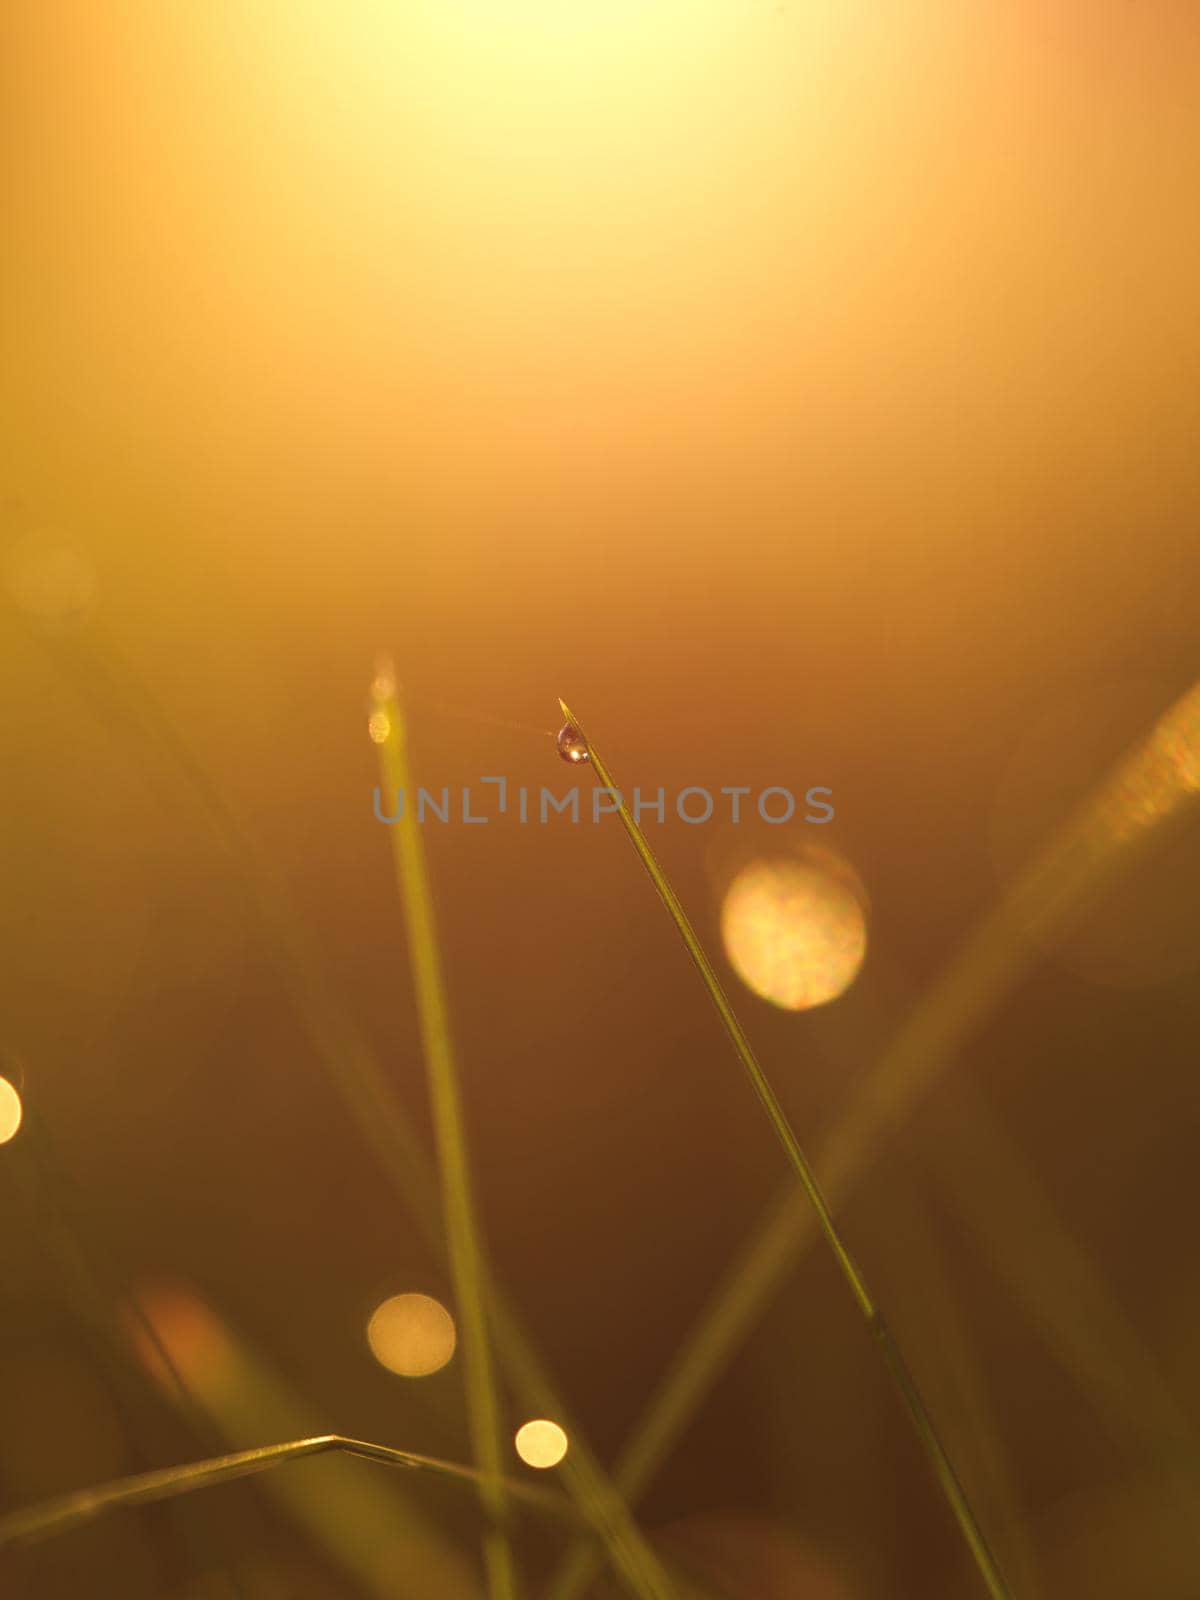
[[931, 1084, 1200, 1476], [0, 1435, 583, 1552], [374, 678, 517, 1600], [129, 1281, 483, 1598], [487, 1296, 681, 1600], [5, 1120, 260, 1599], [558, 698, 1012, 1600], [17, 618, 677, 1600], [549, 678, 1200, 1600], [894, 1184, 1046, 1598]]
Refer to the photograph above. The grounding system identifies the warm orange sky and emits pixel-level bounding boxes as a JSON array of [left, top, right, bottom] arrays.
[[4, 3, 1198, 619]]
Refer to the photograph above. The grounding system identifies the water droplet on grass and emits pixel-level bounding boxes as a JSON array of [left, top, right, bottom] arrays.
[[556, 723, 590, 764]]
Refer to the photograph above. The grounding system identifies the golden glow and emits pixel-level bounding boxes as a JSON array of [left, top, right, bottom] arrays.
[[367, 1293, 457, 1377], [368, 709, 391, 745], [371, 664, 396, 701], [1098, 681, 1200, 841], [514, 1418, 569, 1469], [129, 1283, 238, 1390], [721, 853, 867, 1010], [3, 539, 96, 623], [991, 677, 1200, 990], [0, 1077, 23, 1145]]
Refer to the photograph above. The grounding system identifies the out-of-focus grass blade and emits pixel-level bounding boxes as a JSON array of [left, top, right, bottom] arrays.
[[932, 1084, 1199, 1469], [372, 676, 517, 1600], [559, 699, 1012, 1600], [372, 679, 685, 1598], [895, 1185, 1046, 1599], [4, 1114, 258, 1598], [121, 1283, 483, 1598], [547, 679, 1200, 1600], [486, 1295, 680, 1600], [14, 618, 674, 1600]]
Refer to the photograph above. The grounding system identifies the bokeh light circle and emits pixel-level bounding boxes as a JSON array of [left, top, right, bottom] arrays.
[[720, 851, 867, 1010], [367, 1292, 457, 1377], [0, 1078, 23, 1145], [514, 1419, 569, 1469]]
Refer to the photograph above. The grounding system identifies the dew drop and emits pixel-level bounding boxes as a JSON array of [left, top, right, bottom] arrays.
[[556, 723, 590, 764]]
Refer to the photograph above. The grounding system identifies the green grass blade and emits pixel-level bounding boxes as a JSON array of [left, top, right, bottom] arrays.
[[558, 698, 1013, 1600], [375, 681, 518, 1600], [549, 678, 1200, 1600], [896, 1185, 1046, 1600], [21, 621, 678, 1600], [0, 1435, 583, 1552], [129, 1280, 485, 1597], [546, 1181, 806, 1600], [933, 1083, 1200, 1468], [6, 1122, 259, 1599], [487, 1296, 681, 1600]]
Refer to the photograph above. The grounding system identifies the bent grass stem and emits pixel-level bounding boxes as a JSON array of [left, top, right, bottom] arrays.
[[23, 620, 677, 1600], [0, 1435, 581, 1551]]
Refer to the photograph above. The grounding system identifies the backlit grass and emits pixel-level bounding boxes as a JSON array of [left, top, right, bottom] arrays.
[[557, 698, 1011, 1600]]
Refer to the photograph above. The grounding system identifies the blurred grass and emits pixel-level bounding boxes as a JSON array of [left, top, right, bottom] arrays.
[[894, 1184, 1044, 1599], [2, 1115, 257, 1598], [373, 676, 680, 1600], [547, 678, 1200, 1600], [372, 675, 516, 1600], [17, 604, 1199, 1594], [11, 614, 675, 1600], [4, 1282, 483, 1594], [560, 699, 1012, 1600], [933, 1082, 1197, 1461]]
